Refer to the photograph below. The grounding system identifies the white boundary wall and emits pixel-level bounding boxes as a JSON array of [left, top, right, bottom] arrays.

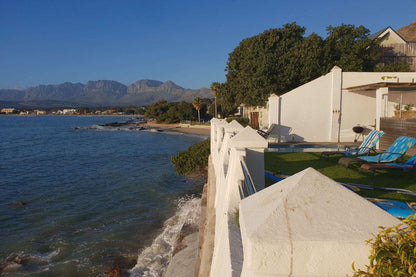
[[239, 168, 402, 276], [267, 67, 338, 142], [210, 119, 267, 277]]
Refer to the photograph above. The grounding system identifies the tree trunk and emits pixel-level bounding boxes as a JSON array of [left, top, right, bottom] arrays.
[[214, 96, 217, 118], [198, 109, 201, 123]]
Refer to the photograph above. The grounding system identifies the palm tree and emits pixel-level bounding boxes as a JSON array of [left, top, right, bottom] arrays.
[[210, 82, 220, 118], [193, 97, 203, 123]]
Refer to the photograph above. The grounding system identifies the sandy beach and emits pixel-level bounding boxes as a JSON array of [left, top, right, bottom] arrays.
[[144, 123, 210, 136]]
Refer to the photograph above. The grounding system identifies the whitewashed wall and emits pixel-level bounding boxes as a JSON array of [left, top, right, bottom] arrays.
[[342, 72, 416, 87], [339, 90, 377, 141], [267, 67, 336, 142], [239, 168, 402, 277], [209, 119, 267, 277], [267, 68, 416, 142]]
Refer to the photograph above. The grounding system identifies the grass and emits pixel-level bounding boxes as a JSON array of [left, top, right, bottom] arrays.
[[234, 209, 240, 228], [264, 152, 416, 202]]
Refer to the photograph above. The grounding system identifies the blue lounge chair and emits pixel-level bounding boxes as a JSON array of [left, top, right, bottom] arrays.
[[321, 130, 384, 157], [361, 153, 416, 172], [358, 136, 416, 163]]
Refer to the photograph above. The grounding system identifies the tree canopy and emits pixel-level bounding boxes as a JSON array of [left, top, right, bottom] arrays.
[[145, 100, 199, 123], [192, 97, 204, 123], [374, 61, 411, 72], [216, 23, 383, 111]]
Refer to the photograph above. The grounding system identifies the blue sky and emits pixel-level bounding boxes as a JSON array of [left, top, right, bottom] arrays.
[[0, 0, 415, 89]]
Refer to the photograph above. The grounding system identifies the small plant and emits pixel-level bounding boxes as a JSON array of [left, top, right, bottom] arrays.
[[394, 104, 401, 111], [404, 104, 414, 111], [352, 215, 416, 276]]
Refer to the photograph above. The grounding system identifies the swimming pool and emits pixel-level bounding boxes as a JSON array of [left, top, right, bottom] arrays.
[[266, 143, 349, 153]]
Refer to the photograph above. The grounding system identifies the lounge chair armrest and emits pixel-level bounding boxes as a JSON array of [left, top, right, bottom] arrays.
[[358, 146, 377, 154], [382, 151, 405, 156], [376, 151, 406, 163]]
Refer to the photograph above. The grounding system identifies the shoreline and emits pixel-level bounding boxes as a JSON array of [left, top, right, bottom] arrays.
[[143, 123, 210, 136], [164, 156, 215, 277]]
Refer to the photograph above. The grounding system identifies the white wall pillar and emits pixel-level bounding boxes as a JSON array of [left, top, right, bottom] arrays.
[[376, 87, 389, 131], [210, 118, 219, 152], [267, 94, 279, 128], [329, 66, 342, 142]]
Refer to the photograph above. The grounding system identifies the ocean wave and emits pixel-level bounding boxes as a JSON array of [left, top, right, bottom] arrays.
[[0, 249, 60, 274], [129, 196, 201, 277]]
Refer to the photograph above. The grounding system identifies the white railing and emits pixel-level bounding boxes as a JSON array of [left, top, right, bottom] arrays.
[[209, 118, 267, 277]]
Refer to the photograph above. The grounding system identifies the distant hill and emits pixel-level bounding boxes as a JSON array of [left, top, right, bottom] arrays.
[[0, 79, 212, 108], [398, 21, 416, 42]]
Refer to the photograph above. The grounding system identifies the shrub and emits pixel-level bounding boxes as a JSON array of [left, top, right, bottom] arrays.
[[171, 139, 210, 175], [352, 215, 416, 276], [404, 104, 414, 111]]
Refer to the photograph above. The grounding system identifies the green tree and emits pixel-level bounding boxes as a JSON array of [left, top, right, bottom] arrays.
[[145, 100, 197, 123], [145, 100, 171, 123], [220, 23, 382, 108], [323, 24, 380, 72], [176, 101, 197, 121], [192, 97, 204, 123], [291, 33, 326, 84], [225, 23, 306, 106], [215, 82, 238, 117], [375, 61, 411, 72]]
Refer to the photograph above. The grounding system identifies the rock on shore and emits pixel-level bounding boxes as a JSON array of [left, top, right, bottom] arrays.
[[164, 232, 199, 277]]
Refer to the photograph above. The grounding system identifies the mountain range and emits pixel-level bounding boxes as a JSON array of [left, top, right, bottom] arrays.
[[0, 79, 212, 108]]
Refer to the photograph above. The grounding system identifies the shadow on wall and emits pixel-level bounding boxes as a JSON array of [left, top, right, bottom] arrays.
[[269, 124, 304, 142], [274, 95, 304, 142]]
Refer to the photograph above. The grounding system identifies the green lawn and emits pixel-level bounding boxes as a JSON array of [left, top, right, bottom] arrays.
[[264, 152, 416, 202]]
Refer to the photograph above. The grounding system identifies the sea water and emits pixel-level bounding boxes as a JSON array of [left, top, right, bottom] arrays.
[[0, 116, 205, 276]]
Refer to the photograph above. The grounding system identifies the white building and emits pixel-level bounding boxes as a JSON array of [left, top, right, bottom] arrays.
[[1, 108, 16, 114], [263, 66, 416, 142], [62, 109, 77, 115]]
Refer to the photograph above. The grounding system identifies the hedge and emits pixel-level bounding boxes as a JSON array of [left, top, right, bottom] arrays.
[[171, 139, 210, 175]]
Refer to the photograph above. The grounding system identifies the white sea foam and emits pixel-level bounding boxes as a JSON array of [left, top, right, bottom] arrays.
[[27, 249, 60, 262], [129, 196, 201, 277], [1, 249, 60, 274]]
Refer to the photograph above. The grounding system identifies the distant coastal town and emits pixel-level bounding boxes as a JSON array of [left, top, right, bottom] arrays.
[[0, 107, 146, 116]]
